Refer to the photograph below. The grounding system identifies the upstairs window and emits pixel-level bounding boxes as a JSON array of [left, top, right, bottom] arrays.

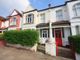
[[40, 13, 45, 23], [56, 10, 63, 20], [10, 17, 16, 25], [73, 3, 80, 17], [26, 14, 34, 23]]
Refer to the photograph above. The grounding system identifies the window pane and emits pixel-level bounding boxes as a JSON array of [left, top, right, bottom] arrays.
[[26, 14, 34, 23], [40, 13, 45, 23], [56, 10, 63, 20], [42, 30, 48, 38], [76, 26, 79, 35], [73, 3, 80, 16], [76, 8, 80, 16], [10, 17, 16, 25]]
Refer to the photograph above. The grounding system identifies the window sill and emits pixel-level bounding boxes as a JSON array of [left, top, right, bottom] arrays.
[[9, 25, 17, 27], [23, 23, 34, 25], [72, 16, 80, 19]]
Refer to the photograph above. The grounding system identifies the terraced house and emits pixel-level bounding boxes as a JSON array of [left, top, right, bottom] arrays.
[[22, 0, 80, 47], [8, 9, 22, 30], [0, 16, 9, 33], [0, 0, 80, 47]]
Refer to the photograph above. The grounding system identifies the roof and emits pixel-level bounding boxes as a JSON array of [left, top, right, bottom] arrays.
[[23, 9, 37, 14], [0, 16, 6, 21], [38, 1, 76, 12], [9, 9, 22, 17], [23, 0, 76, 14], [36, 21, 70, 28]]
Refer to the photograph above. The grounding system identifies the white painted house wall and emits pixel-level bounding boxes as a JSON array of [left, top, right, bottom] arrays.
[[22, 0, 80, 46], [67, 1, 80, 35], [39, 10, 50, 23], [62, 27, 71, 46], [38, 4, 71, 45], [75, 53, 80, 60]]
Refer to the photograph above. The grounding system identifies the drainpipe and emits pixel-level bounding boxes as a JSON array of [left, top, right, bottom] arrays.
[[49, 20, 53, 43], [48, 4, 53, 42], [45, 4, 56, 56], [21, 11, 23, 30]]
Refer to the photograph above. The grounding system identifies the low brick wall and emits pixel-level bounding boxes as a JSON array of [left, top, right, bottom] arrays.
[[0, 40, 6, 47], [6, 43, 38, 52]]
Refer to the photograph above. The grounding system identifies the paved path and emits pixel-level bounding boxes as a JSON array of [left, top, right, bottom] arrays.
[[58, 47, 73, 59], [0, 47, 73, 60]]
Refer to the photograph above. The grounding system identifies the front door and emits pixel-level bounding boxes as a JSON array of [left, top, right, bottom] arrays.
[[54, 28, 62, 46]]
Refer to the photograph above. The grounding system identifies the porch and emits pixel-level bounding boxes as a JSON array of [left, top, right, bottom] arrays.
[[36, 21, 71, 47]]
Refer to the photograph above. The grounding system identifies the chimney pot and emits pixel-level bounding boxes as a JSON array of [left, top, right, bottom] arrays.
[[48, 4, 51, 8]]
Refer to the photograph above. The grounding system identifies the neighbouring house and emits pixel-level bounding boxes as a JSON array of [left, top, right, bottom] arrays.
[[22, 0, 80, 47], [8, 9, 22, 30], [0, 16, 8, 33], [22, 4, 38, 30]]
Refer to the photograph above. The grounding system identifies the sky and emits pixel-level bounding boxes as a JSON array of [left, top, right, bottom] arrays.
[[0, 0, 65, 17]]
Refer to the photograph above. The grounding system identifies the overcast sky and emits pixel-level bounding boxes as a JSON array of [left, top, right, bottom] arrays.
[[0, 0, 65, 17]]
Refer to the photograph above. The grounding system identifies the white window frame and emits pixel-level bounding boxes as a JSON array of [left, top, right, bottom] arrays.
[[10, 17, 16, 26], [40, 13, 45, 23], [73, 3, 80, 17], [42, 30, 48, 38], [26, 14, 34, 23], [56, 9, 63, 20], [76, 25, 80, 35]]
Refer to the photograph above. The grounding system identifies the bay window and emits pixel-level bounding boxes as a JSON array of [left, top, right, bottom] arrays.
[[26, 14, 34, 23], [10, 17, 16, 25], [73, 3, 80, 17]]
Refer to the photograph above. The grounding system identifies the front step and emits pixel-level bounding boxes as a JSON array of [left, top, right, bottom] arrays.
[[37, 44, 45, 54], [38, 44, 74, 59]]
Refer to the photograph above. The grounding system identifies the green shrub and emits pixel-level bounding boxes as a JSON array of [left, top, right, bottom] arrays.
[[3, 30, 39, 47], [0, 34, 4, 40], [68, 35, 80, 54]]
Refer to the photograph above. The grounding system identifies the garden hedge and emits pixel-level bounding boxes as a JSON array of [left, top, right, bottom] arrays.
[[68, 35, 80, 54], [0, 34, 4, 40], [3, 30, 39, 46]]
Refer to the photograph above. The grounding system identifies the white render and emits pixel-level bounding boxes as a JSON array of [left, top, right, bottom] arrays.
[[22, 0, 80, 46], [45, 42, 56, 56], [62, 27, 71, 46], [75, 53, 80, 60]]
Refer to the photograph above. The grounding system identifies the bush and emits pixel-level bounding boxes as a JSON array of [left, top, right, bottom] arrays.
[[68, 35, 80, 54], [3, 30, 39, 47], [0, 34, 4, 40]]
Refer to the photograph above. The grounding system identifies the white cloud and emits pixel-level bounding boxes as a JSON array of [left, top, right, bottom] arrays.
[[0, 0, 30, 16]]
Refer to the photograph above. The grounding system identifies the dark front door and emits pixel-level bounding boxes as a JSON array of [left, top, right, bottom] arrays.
[[55, 29, 62, 46]]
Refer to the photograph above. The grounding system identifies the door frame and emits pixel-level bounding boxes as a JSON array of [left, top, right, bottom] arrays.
[[54, 28, 63, 46]]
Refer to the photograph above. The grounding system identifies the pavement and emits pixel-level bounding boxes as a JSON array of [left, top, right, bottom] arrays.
[[0, 47, 73, 60]]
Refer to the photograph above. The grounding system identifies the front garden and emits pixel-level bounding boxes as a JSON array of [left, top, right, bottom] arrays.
[[68, 35, 80, 60], [0, 30, 39, 51]]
